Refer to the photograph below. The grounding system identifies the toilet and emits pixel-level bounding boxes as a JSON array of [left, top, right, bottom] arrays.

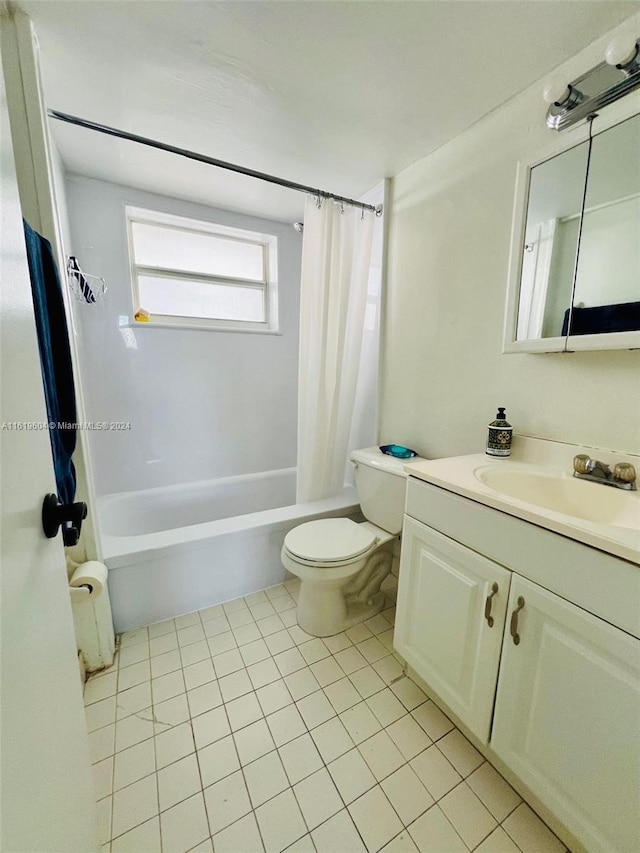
[[281, 447, 422, 637]]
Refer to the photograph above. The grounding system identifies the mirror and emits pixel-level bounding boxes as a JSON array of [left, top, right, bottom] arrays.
[[517, 139, 590, 340], [504, 100, 640, 353], [568, 114, 640, 336]]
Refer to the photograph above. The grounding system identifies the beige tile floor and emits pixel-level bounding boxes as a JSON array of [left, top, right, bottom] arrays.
[[85, 578, 569, 853]]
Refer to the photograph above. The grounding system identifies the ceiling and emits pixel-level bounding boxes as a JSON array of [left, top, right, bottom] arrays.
[[20, 0, 639, 222]]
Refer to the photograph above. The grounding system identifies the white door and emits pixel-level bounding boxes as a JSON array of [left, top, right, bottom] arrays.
[[394, 518, 511, 742], [0, 50, 99, 852], [492, 575, 640, 853]]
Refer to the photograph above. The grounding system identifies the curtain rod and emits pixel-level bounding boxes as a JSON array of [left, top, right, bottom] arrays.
[[47, 109, 382, 215]]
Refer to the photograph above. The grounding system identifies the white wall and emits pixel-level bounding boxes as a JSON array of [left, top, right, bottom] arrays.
[[65, 175, 302, 495], [382, 15, 640, 458], [574, 197, 640, 307]]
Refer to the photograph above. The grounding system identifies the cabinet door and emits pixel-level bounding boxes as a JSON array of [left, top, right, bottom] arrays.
[[395, 518, 511, 742], [492, 576, 640, 853]]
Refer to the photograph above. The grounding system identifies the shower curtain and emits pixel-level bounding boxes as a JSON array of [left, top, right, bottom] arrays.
[[296, 195, 376, 502]]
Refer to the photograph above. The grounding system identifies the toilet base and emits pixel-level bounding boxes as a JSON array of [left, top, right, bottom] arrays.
[[342, 590, 386, 631], [294, 547, 393, 637], [295, 575, 349, 637], [297, 588, 387, 637]]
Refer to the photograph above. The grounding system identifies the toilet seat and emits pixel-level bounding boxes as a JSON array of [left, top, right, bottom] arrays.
[[284, 518, 377, 567]]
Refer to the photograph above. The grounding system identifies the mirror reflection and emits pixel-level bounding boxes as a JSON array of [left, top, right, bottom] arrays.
[[516, 111, 640, 342], [568, 113, 640, 336], [517, 141, 589, 340]]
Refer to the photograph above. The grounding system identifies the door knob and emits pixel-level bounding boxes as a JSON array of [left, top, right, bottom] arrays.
[[42, 494, 87, 547]]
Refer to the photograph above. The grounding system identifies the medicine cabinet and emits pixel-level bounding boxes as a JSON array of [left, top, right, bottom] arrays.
[[503, 94, 640, 353]]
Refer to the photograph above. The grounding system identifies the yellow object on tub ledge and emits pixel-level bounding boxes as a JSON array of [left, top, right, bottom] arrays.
[[134, 308, 150, 323]]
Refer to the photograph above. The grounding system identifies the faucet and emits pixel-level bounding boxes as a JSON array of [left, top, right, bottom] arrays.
[[573, 454, 637, 491]]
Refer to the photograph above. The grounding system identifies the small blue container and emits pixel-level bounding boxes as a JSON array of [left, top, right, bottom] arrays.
[[379, 444, 418, 460]]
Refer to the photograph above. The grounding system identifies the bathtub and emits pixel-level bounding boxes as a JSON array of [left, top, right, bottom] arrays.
[[98, 467, 359, 632]]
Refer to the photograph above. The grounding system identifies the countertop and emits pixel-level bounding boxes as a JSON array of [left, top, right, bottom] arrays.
[[404, 452, 640, 565]]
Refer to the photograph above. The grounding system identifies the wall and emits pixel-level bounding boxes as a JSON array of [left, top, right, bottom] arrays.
[[574, 197, 640, 306], [382, 14, 640, 458], [65, 175, 302, 495]]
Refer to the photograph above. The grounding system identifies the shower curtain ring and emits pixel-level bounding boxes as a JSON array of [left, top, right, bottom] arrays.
[[340, 201, 345, 215]]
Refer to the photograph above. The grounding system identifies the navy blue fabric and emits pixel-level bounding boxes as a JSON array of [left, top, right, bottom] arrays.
[[23, 220, 77, 504], [562, 301, 640, 336]]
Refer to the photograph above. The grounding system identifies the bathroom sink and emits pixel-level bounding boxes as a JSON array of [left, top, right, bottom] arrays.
[[405, 446, 640, 564], [475, 467, 640, 530]]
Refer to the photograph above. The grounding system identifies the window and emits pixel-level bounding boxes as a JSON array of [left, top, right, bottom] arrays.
[[126, 206, 278, 332]]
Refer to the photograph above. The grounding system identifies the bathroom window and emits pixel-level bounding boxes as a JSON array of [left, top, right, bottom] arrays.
[[126, 207, 279, 332]]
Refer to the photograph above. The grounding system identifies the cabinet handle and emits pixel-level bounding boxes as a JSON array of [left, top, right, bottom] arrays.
[[510, 596, 525, 645], [484, 582, 499, 627]]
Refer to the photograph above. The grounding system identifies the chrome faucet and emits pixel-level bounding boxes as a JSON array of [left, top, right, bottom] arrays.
[[573, 454, 637, 491]]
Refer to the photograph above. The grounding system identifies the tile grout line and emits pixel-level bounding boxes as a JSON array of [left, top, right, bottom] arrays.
[[107, 635, 120, 847], [102, 648, 407, 843], [93, 581, 560, 853], [106, 729, 519, 853]]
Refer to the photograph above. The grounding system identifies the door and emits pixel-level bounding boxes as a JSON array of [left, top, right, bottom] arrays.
[[394, 518, 511, 742], [0, 47, 99, 852], [492, 575, 640, 853]]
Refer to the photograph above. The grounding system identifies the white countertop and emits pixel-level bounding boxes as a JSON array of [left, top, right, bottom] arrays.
[[405, 447, 640, 565]]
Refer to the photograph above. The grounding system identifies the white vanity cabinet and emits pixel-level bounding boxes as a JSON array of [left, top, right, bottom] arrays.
[[492, 575, 640, 853], [395, 477, 640, 853], [395, 518, 511, 742]]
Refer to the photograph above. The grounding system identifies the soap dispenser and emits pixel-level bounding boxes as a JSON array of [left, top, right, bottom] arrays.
[[486, 408, 512, 457]]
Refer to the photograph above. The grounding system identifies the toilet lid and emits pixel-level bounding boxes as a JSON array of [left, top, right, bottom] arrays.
[[284, 519, 376, 563]]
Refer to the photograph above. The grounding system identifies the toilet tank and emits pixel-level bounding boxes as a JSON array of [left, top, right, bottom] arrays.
[[350, 447, 419, 535]]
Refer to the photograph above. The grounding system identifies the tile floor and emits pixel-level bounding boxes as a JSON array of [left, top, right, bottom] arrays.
[[85, 578, 569, 853]]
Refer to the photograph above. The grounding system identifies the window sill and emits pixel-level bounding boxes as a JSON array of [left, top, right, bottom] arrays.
[[123, 320, 282, 336]]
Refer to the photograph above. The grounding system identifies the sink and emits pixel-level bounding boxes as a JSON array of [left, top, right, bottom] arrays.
[[405, 444, 640, 563], [475, 467, 640, 530]]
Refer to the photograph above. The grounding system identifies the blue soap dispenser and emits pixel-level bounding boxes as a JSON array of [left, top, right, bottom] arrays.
[[486, 407, 513, 457]]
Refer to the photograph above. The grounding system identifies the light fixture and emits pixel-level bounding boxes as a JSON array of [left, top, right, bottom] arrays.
[[544, 33, 640, 130], [605, 34, 640, 76], [542, 76, 584, 109]]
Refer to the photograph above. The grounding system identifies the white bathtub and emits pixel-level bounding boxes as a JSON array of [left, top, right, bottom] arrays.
[[98, 468, 359, 632]]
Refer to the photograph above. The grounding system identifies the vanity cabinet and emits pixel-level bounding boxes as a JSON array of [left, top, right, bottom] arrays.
[[394, 518, 510, 742], [395, 478, 640, 853], [492, 575, 640, 853]]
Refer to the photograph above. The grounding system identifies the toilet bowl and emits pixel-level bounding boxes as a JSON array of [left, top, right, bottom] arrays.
[[281, 447, 424, 637], [281, 518, 394, 636]]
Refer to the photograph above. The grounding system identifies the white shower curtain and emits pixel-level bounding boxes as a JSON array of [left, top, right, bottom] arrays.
[[296, 195, 376, 503]]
